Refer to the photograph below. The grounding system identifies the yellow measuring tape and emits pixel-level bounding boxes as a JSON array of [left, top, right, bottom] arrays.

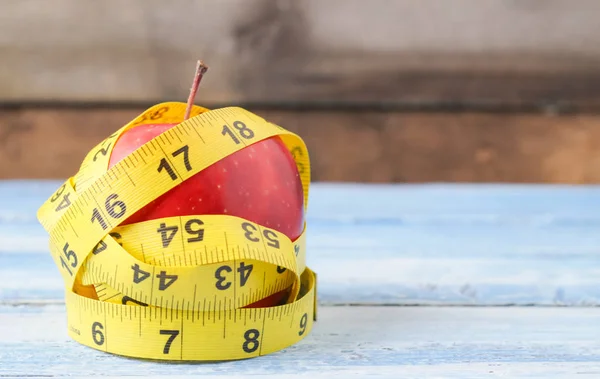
[[36, 102, 316, 361]]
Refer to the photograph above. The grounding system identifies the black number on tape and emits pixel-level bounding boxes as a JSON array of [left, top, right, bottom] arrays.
[[92, 241, 107, 255], [157, 223, 179, 248], [294, 244, 300, 256], [160, 330, 179, 354], [157, 220, 202, 247], [263, 230, 280, 249], [243, 329, 260, 353], [215, 262, 254, 290], [241, 222, 260, 242], [173, 145, 191, 171], [238, 262, 253, 287], [105, 194, 126, 218], [157, 158, 177, 180], [109, 232, 122, 246], [158, 145, 192, 180], [60, 242, 78, 276], [215, 265, 232, 290], [235, 121, 255, 139], [92, 142, 112, 162], [91, 208, 107, 230], [221, 125, 239, 144], [290, 146, 305, 174], [50, 184, 66, 202], [55, 193, 71, 212], [51, 183, 71, 212], [299, 313, 308, 336], [277, 266, 286, 274], [91, 194, 127, 230], [133, 266, 177, 290], [92, 322, 105, 346], [157, 271, 178, 290], [151, 107, 169, 120], [241, 222, 280, 249], [132, 264, 150, 283], [136, 106, 169, 125], [122, 296, 148, 306], [222, 121, 254, 144], [185, 219, 204, 242]]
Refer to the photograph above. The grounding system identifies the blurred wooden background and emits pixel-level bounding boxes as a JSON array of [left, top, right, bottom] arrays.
[[3, 0, 600, 182]]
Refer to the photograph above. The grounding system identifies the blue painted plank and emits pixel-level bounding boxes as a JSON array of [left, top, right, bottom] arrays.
[[2, 180, 600, 305], [1, 305, 599, 378]]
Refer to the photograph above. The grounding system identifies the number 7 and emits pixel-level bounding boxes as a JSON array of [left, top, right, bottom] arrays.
[[159, 330, 180, 354], [158, 145, 192, 180], [172, 145, 191, 171]]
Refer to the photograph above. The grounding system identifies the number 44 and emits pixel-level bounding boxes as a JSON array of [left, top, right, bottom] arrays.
[[132, 264, 178, 291]]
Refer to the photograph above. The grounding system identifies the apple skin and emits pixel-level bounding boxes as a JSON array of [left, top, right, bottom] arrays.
[[108, 122, 304, 307]]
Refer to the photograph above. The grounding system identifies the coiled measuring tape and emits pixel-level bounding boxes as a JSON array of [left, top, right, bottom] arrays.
[[36, 102, 316, 361]]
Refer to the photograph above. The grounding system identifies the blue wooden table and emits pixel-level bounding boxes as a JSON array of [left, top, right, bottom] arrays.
[[1, 181, 599, 378]]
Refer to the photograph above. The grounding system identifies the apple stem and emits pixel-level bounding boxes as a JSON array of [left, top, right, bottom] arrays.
[[184, 60, 209, 120]]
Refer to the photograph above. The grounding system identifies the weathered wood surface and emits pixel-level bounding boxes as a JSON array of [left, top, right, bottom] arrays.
[[1, 181, 600, 377], [2, 181, 600, 306], [3, 0, 600, 106], [4, 108, 600, 183], [2, 306, 600, 378]]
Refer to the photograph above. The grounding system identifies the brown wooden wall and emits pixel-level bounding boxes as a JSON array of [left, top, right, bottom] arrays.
[[4, 107, 600, 183], [3, 0, 600, 182]]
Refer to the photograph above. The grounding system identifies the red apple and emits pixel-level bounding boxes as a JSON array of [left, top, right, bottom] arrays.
[[108, 121, 304, 307]]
